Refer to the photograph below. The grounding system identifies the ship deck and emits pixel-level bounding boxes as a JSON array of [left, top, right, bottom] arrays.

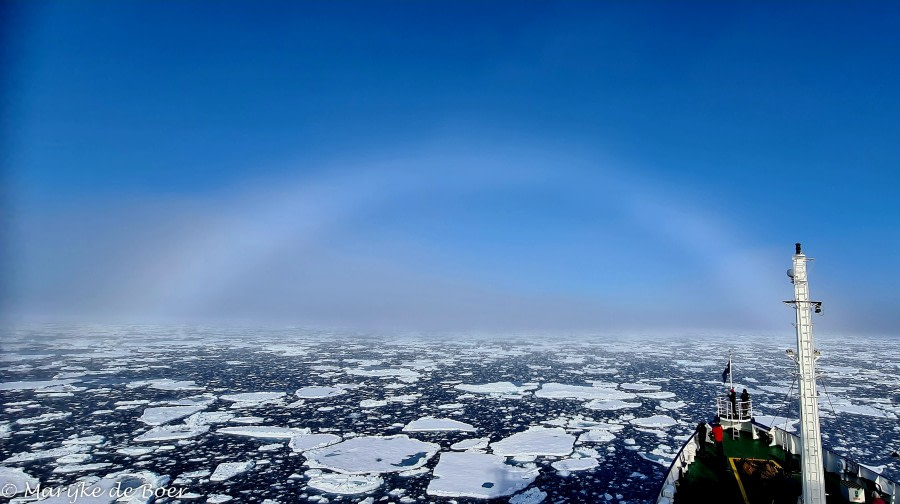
[[672, 428, 885, 504]]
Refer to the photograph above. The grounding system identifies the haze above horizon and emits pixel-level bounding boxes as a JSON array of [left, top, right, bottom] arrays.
[[3, 1, 899, 334]]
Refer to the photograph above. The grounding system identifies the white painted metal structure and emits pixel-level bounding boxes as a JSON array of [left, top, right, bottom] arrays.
[[787, 243, 827, 504]]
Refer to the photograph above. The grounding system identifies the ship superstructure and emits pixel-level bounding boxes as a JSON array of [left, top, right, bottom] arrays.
[[657, 244, 898, 504]]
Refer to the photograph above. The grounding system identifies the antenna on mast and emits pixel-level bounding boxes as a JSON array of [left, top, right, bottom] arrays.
[[784, 243, 827, 504]]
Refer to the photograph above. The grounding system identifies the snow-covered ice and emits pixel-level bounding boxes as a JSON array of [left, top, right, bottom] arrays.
[[426, 452, 539, 498], [491, 426, 575, 457], [304, 435, 439, 474], [210, 461, 254, 481], [402, 416, 476, 432], [295, 386, 345, 399], [307, 473, 383, 495]]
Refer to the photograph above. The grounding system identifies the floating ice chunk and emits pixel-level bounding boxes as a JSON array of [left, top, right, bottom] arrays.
[[288, 434, 342, 452], [620, 383, 661, 392], [403, 417, 476, 433], [630, 415, 677, 429], [220, 392, 286, 405], [450, 437, 490, 451], [510, 487, 547, 504], [4, 444, 88, 463], [637, 391, 677, 400], [426, 452, 539, 498], [454, 382, 534, 396], [210, 461, 254, 481], [579, 429, 616, 443], [15, 412, 72, 425], [345, 367, 420, 381], [0, 379, 79, 391], [207, 495, 233, 503], [52, 462, 114, 473], [551, 457, 599, 473], [491, 427, 575, 457], [295, 386, 346, 399], [218, 426, 310, 439], [135, 423, 210, 442], [140, 405, 207, 425], [659, 401, 687, 410], [307, 473, 384, 495], [305, 435, 439, 474], [117, 446, 157, 456], [0, 467, 38, 496], [535, 383, 636, 401], [128, 378, 203, 391], [33, 470, 167, 504], [827, 402, 897, 419], [360, 399, 388, 408]]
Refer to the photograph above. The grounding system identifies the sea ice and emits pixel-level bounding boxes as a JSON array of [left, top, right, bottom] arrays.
[[510, 487, 548, 504], [0, 467, 38, 496], [535, 383, 636, 401], [134, 423, 210, 442], [220, 392, 286, 405], [450, 437, 490, 451], [210, 461, 255, 481], [0, 379, 80, 391], [454, 381, 534, 396], [426, 452, 539, 498], [217, 426, 310, 439], [307, 473, 384, 494], [491, 427, 575, 457], [584, 399, 641, 411], [295, 386, 346, 399], [402, 416, 476, 432], [551, 457, 599, 472], [140, 405, 207, 425], [579, 429, 616, 443], [127, 378, 203, 391], [630, 415, 677, 429], [288, 433, 342, 452], [305, 435, 439, 474]]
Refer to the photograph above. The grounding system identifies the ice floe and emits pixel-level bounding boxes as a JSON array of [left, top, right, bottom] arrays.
[[551, 457, 599, 473], [210, 461, 255, 481], [402, 416, 475, 432], [140, 405, 207, 425], [0, 467, 38, 496], [584, 399, 641, 410], [127, 378, 203, 391], [220, 392, 286, 405], [450, 437, 490, 451], [295, 386, 346, 399], [630, 415, 677, 429], [510, 487, 548, 504], [491, 426, 575, 457], [306, 472, 383, 495], [426, 452, 539, 498], [304, 435, 439, 474], [535, 383, 636, 401], [454, 381, 535, 396], [288, 433, 342, 452], [217, 426, 310, 439]]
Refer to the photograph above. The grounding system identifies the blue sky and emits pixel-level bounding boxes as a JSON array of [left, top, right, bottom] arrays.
[[4, 1, 899, 333]]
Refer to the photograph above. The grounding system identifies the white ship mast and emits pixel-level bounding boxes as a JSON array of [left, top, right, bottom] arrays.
[[786, 243, 826, 504]]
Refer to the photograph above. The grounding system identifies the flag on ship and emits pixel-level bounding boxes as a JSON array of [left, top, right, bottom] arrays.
[[722, 361, 730, 383]]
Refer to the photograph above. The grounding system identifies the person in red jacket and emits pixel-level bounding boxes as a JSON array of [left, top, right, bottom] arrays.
[[871, 491, 886, 504], [712, 422, 725, 459]]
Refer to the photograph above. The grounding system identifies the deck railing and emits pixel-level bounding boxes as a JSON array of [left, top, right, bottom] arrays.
[[716, 397, 752, 422]]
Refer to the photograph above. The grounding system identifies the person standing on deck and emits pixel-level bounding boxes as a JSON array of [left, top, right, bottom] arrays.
[[712, 422, 724, 459], [740, 389, 750, 419], [696, 422, 708, 456], [728, 388, 737, 418]]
